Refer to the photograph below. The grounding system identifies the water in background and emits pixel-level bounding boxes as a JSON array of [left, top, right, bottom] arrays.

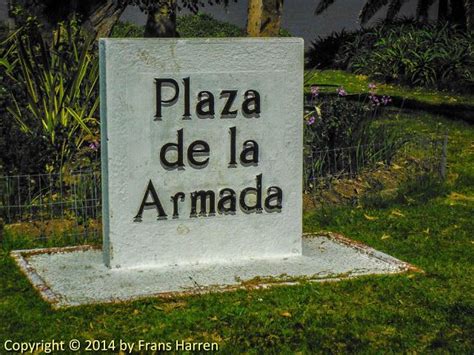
[[121, 0, 438, 47]]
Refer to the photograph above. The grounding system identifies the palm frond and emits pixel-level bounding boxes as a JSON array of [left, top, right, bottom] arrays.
[[360, 0, 390, 24], [315, 0, 337, 15]]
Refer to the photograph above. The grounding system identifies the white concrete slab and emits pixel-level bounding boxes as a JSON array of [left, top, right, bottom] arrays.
[[11, 234, 417, 308]]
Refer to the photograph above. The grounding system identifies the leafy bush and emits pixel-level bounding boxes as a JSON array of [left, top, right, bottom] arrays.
[[178, 13, 290, 37], [111, 21, 144, 37], [113, 14, 244, 38], [177, 13, 244, 37], [113, 14, 290, 38], [346, 23, 473, 92], [304, 85, 397, 151], [0, 19, 99, 174], [307, 19, 473, 93], [305, 96, 370, 151]]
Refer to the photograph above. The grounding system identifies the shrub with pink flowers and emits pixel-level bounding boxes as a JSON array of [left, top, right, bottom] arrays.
[[304, 85, 404, 179]]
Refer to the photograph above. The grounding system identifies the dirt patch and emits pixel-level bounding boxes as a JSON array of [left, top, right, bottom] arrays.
[[304, 153, 439, 212]]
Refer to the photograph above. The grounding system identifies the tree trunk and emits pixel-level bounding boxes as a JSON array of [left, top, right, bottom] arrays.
[[247, 0, 263, 37], [438, 0, 449, 21], [450, 0, 467, 26], [144, 1, 178, 37], [84, 1, 127, 39], [246, 0, 283, 37], [261, 0, 283, 36]]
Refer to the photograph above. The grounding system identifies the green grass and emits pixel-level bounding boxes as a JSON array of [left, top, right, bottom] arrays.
[[306, 70, 474, 106], [2, 108, 474, 352]]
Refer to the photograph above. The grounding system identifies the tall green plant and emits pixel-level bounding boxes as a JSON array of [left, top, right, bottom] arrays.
[[346, 24, 474, 92], [3, 21, 99, 173]]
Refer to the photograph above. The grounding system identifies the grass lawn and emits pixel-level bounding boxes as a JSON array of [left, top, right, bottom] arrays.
[[306, 70, 474, 107], [1, 110, 473, 351]]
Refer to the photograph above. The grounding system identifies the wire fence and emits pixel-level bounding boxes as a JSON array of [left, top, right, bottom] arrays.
[[0, 136, 447, 247], [304, 143, 396, 187], [304, 135, 447, 207], [0, 170, 101, 246], [304, 137, 445, 188]]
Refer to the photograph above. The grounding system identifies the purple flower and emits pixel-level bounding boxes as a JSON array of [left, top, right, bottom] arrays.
[[373, 94, 391, 106], [306, 115, 316, 125], [369, 93, 391, 107], [381, 95, 392, 105], [336, 87, 347, 97], [88, 140, 100, 151], [368, 83, 377, 91], [310, 85, 320, 98]]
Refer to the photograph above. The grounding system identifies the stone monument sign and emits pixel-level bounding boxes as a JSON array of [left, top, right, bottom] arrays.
[[11, 38, 412, 308], [100, 38, 304, 269]]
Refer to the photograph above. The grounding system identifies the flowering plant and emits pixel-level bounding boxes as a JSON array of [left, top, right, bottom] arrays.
[[367, 83, 392, 108], [303, 79, 404, 189], [304, 83, 395, 153]]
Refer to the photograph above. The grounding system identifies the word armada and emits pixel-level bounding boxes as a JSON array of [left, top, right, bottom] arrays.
[[134, 174, 283, 221]]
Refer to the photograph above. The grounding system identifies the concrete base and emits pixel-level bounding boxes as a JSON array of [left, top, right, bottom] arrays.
[[11, 233, 417, 308]]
